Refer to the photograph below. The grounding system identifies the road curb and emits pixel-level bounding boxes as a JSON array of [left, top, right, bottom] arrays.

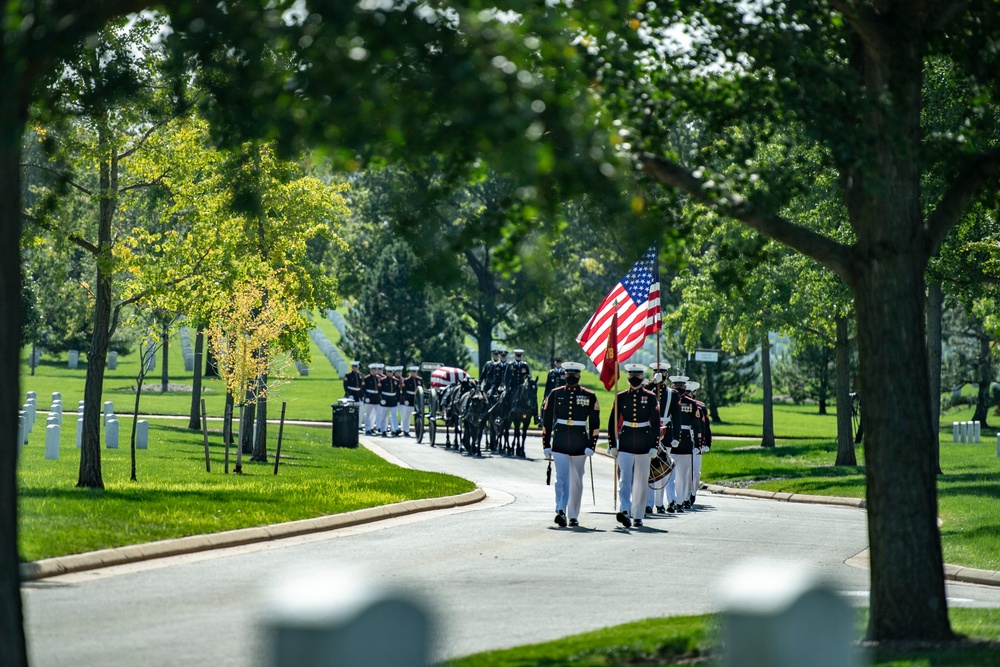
[[19, 487, 486, 581], [703, 483, 1000, 588]]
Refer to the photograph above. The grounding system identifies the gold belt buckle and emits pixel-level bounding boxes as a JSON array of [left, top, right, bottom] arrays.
[[566, 419, 575, 426]]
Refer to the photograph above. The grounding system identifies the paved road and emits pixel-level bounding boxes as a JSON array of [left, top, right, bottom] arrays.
[[22, 434, 1000, 666]]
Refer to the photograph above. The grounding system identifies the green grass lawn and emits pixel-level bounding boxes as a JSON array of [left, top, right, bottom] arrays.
[[446, 609, 1000, 666], [17, 416, 473, 561]]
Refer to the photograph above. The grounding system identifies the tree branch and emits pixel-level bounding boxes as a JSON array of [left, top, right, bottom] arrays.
[[19, 163, 94, 197], [639, 153, 856, 280], [118, 118, 172, 161], [23, 214, 99, 254], [925, 147, 1000, 255]]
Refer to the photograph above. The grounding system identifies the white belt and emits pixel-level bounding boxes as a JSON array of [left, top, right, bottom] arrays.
[[365, 389, 378, 393], [555, 419, 586, 427], [405, 390, 416, 395], [381, 391, 396, 396], [680, 425, 693, 431], [622, 421, 651, 428]]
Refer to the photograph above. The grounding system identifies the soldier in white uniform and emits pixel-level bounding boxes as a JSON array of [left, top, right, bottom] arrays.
[[687, 380, 711, 507], [665, 375, 688, 512], [400, 365, 423, 437], [608, 364, 661, 528], [362, 363, 383, 435], [645, 362, 672, 515]]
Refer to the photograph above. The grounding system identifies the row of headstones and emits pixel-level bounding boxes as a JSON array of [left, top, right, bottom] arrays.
[[325, 309, 351, 347], [179, 326, 195, 372], [17, 392, 149, 460], [953, 420, 982, 443], [308, 327, 348, 376]]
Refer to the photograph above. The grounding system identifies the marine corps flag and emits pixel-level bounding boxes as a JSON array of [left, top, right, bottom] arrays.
[[599, 310, 619, 390], [577, 245, 662, 376]]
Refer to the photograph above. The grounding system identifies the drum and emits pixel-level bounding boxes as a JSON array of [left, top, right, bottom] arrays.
[[648, 448, 675, 489]]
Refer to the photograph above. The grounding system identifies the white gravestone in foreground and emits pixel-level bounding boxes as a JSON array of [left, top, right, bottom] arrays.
[[106, 418, 119, 449], [76, 418, 83, 448], [107, 351, 117, 370], [718, 559, 863, 667], [262, 567, 432, 667], [137, 420, 149, 450], [45, 424, 60, 460], [68, 350, 79, 369]]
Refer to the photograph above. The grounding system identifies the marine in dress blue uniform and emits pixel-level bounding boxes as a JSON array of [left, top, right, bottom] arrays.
[[540, 361, 600, 527], [608, 364, 661, 528], [343, 361, 364, 429], [668, 376, 700, 510], [362, 363, 382, 435], [503, 348, 531, 390], [687, 380, 712, 507], [645, 362, 673, 514], [481, 349, 501, 395], [400, 365, 423, 437]]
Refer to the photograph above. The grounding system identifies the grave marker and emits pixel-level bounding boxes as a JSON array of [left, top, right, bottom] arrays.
[[45, 424, 60, 460]]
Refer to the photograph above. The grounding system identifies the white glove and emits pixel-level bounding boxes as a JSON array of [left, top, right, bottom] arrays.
[[609, 447, 618, 459], [648, 448, 658, 457], [584, 448, 594, 457], [695, 446, 703, 454], [653, 372, 663, 383], [543, 448, 552, 460], [671, 439, 679, 447]]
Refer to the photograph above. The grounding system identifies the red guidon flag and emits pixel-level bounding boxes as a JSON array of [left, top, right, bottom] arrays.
[[577, 246, 661, 377], [599, 310, 619, 390]]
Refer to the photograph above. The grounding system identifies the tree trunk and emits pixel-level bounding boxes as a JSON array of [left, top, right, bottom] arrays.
[[252, 373, 268, 462], [160, 319, 169, 393], [760, 336, 776, 447], [240, 388, 255, 455], [854, 254, 950, 641], [973, 323, 991, 428], [926, 280, 943, 445], [188, 325, 205, 430], [817, 346, 829, 415], [0, 112, 29, 667], [224, 392, 235, 444], [131, 350, 152, 483], [834, 317, 857, 466], [205, 342, 220, 377], [476, 317, 493, 376]]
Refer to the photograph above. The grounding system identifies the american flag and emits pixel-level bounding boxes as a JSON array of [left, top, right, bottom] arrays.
[[576, 246, 661, 373]]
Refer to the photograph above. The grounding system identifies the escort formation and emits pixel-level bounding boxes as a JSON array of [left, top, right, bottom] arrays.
[[343, 354, 711, 531]]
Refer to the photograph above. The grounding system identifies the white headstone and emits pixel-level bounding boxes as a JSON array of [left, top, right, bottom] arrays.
[[45, 424, 60, 460], [262, 567, 431, 667], [50, 402, 62, 417], [26, 391, 36, 401], [952, 422, 960, 443], [68, 349, 79, 369], [137, 420, 149, 450], [183, 354, 193, 372], [51, 391, 61, 402], [718, 559, 860, 667], [974, 421, 981, 443], [106, 418, 119, 449], [18, 413, 25, 452], [22, 404, 33, 433], [960, 422, 968, 443], [996, 433, 1000, 457], [107, 351, 118, 370], [146, 354, 155, 372], [76, 418, 83, 448], [103, 401, 114, 425], [26, 400, 36, 432]]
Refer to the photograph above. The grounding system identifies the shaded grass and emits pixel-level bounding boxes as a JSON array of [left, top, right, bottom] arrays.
[[17, 418, 473, 561], [445, 608, 1000, 666]]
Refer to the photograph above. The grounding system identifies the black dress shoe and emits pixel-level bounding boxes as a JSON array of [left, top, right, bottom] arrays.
[[554, 510, 567, 527], [656, 505, 666, 514], [633, 519, 643, 528], [682, 500, 692, 510], [645, 506, 653, 516], [666, 502, 676, 514], [568, 518, 579, 527], [616, 512, 632, 528]]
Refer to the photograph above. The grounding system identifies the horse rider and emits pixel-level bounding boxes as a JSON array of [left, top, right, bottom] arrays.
[[495, 349, 509, 390], [343, 360, 364, 431], [504, 348, 531, 389], [686, 380, 712, 507], [668, 374, 701, 510], [481, 348, 502, 395], [362, 363, 382, 435], [544, 357, 566, 402], [645, 362, 673, 515], [607, 363, 661, 528], [541, 361, 599, 528], [400, 365, 423, 437]]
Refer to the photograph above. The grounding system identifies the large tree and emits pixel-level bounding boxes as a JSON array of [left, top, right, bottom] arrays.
[[593, 1, 1000, 641]]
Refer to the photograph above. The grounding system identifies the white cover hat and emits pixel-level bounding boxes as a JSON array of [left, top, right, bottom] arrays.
[[668, 375, 689, 384], [562, 361, 585, 372], [624, 363, 648, 374], [686, 381, 701, 391]]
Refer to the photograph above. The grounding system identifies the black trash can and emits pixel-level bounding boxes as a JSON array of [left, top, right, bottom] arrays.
[[331, 401, 359, 448]]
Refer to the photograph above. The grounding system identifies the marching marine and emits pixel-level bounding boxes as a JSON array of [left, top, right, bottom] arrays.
[[362, 363, 382, 435], [608, 364, 661, 528], [645, 362, 673, 515], [400, 365, 424, 437], [541, 361, 600, 528], [687, 380, 712, 507], [668, 375, 701, 510], [377, 366, 401, 436], [343, 360, 365, 430]]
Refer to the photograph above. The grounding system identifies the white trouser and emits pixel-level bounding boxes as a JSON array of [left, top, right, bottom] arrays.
[[388, 407, 399, 433], [692, 449, 703, 500], [355, 399, 364, 427], [553, 453, 587, 520], [617, 451, 651, 517], [666, 467, 677, 504], [376, 405, 388, 432], [648, 478, 665, 508], [400, 405, 414, 434], [673, 454, 693, 505], [364, 403, 378, 431]]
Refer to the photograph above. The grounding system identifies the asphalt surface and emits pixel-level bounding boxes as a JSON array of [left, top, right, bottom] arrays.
[[21, 433, 1000, 666]]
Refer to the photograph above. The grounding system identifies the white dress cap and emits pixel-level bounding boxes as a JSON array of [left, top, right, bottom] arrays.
[[562, 361, 585, 372]]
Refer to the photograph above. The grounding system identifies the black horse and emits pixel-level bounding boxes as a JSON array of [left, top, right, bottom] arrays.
[[459, 385, 490, 456], [440, 378, 472, 449], [499, 376, 538, 458]]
